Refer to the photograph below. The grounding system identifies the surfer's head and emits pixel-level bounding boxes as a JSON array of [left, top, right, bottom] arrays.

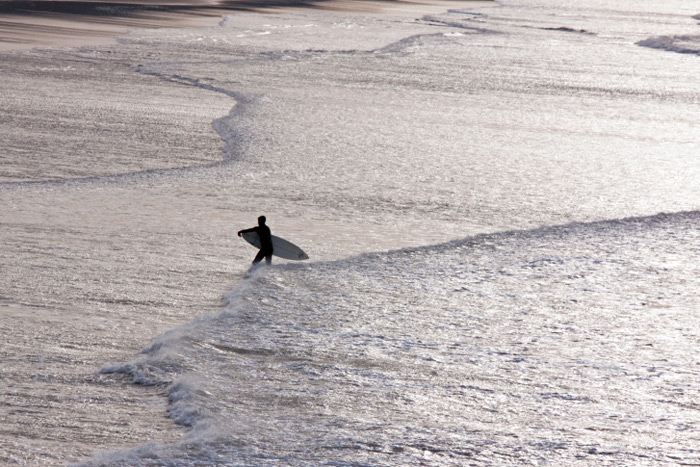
[[258, 215, 266, 226]]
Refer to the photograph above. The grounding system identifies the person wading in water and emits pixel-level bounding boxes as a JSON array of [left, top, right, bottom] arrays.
[[238, 216, 274, 265]]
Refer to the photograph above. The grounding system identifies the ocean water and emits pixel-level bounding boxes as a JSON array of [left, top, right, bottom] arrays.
[[1, 0, 700, 465]]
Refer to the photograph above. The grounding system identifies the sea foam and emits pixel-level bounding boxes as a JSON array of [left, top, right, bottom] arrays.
[[88, 212, 700, 466]]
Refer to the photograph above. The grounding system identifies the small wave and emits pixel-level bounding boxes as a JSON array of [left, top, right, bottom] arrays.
[[100, 362, 168, 386], [88, 209, 700, 466], [637, 35, 700, 55], [540, 26, 595, 35]]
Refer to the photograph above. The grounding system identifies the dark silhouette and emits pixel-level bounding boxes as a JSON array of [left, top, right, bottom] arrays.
[[238, 216, 273, 265]]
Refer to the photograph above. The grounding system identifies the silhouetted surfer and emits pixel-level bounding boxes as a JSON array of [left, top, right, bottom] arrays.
[[238, 216, 273, 265]]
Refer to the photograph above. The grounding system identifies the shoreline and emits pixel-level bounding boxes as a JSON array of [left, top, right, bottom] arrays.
[[0, 0, 493, 51]]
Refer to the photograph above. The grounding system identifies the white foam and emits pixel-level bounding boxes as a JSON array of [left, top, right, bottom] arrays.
[[87, 213, 700, 465]]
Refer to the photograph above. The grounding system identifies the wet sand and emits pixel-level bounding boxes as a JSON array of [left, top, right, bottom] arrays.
[[0, 1, 230, 50], [0, 0, 491, 50]]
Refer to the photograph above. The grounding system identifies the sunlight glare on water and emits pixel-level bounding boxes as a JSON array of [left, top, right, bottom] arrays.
[[1, 0, 700, 464], [96, 212, 700, 465]]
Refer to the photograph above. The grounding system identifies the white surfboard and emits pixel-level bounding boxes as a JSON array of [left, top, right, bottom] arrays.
[[241, 232, 309, 261]]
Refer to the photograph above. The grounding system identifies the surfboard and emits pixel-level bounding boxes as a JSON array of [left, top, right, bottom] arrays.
[[241, 232, 309, 261]]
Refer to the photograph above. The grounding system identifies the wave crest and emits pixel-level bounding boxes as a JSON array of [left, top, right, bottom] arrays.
[[638, 35, 700, 55]]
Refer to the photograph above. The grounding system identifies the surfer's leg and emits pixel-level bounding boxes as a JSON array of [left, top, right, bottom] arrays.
[[256, 247, 272, 266], [253, 250, 266, 264]]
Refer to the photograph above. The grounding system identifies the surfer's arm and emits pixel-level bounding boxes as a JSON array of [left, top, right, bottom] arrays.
[[237, 227, 257, 236]]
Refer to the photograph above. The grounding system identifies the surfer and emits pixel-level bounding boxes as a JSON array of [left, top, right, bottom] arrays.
[[238, 216, 274, 265]]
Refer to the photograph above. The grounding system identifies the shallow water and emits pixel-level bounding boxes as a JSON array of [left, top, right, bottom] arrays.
[[1, 0, 700, 464], [96, 212, 700, 465]]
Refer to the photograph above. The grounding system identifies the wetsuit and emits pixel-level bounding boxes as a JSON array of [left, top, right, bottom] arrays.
[[244, 225, 273, 265], [254, 224, 273, 265]]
